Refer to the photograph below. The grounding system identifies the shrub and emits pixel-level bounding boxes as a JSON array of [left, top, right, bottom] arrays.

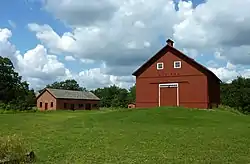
[[217, 105, 243, 115], [0, 102, 38, 114], [0, 134, 32, 163]]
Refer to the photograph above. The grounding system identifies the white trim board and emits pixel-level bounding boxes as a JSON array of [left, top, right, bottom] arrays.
[[158, 83, 179, 107]]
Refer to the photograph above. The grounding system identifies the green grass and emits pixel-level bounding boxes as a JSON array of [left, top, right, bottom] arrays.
[[1, 107, 250, 163]]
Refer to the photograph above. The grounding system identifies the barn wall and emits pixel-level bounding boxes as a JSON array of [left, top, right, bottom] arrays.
[[139, 51, 204, 78], [36, 91, 57, 111], [136, 51, 209, 109], [57, 99, 100, 110], [207, 75, 220, 108], [136, 76, 208, 109]]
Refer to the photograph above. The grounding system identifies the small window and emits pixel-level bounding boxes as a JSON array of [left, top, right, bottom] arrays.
[[174, 61, 181, 68], [157, 62, 164, 70], [64, 103, 67, 108], [79, 104, 83, 108], [51, 102, 53, 107], [40, 102, 42, 107]]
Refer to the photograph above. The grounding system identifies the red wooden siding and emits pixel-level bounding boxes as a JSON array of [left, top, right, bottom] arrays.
[[36, 90, 57, 111], [134, 42, 217, 109], [36, 90, 100, 111], [160, 86, 177, 107], [56, 99, 99, 110]]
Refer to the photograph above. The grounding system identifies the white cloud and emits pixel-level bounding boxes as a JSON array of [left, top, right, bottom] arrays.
[[173, 0, 250, 65], [43, 0, 118, 26], [28, 0, 179, 76], [208, 67, 239, 83], [27, 23, 76, 54], [0, 28, 18, 64], [0, 27, 135, 90], [80, 58, 95, 64], [0, 28, 68, 89], [4, 0, 250, 90], [17, 44, 67, 80], [65, 55, 75, 61], [226, 62, 236, 70], [65, 67, 135, 90], [0, 28, 12, 42]]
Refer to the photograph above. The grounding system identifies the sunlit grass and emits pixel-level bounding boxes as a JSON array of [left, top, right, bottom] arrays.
[[0, 107, 250, 163]]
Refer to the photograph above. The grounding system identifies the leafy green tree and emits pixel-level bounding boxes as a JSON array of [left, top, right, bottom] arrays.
[[92, 84, 135, 108], [0, 56, 22, 103], [40, 79, 87, 92], [220, 76, 250, 113], [0, 56, 36, 110], [127, 85, 136, 103]]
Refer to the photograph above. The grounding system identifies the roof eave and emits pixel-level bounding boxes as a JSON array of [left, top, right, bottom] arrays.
[[132, 45, 169, 77]]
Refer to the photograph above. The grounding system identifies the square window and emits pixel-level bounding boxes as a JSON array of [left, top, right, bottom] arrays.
[[174, 61, 181, 68], [157, 62, 164, 70]]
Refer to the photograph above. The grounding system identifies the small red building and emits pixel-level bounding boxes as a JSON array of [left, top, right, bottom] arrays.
[[36, 88, 100, 111], [132, 39, 221, 109]]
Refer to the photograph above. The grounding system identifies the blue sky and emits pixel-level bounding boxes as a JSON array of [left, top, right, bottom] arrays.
[[0, 0, 249, 89]]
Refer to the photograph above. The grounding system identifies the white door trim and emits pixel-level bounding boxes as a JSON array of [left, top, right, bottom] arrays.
[[158, 83, 179, 107]]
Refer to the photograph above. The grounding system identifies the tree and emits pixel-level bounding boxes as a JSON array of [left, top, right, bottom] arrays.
[[0, 56, 36, 110], [127, 85, 136, 103], [40, 79, 87, 92], [220, 76, 250, 113], [92, 84, 135, 108]]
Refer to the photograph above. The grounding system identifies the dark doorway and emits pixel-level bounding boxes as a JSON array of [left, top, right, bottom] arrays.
[[45, 103, 48, 110], [70, 104, 75, 111], [85, 103, 91, 110]]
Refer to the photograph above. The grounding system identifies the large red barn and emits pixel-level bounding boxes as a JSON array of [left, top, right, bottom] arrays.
[[132, 39, 221, 109]]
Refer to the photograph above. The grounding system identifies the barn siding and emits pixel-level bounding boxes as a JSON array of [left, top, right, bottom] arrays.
[[136, 76, 208, 109], [36, 90, 57, 111], [139, 51, 203, 78], [207, 75, 220, 108], [136, 50, 209, 109], [57, 99, 99, 110]]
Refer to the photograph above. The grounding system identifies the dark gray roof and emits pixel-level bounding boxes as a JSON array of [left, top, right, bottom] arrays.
[[46, 88, 100, 100]]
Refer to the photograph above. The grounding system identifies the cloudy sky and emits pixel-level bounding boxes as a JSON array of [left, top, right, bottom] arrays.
[[1, 0, 250, 90]]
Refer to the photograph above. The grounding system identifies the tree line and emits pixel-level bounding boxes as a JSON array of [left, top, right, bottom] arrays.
[[38, 79, 136, 108], [0, 56, 250, 113], [220, 77, 250, 113]]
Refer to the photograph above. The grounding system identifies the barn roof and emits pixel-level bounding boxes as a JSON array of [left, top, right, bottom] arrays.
[[132, 39, 221, 82], [37, 88, 100, 100]]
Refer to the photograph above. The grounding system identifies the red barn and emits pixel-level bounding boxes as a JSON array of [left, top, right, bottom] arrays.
[[132, 39, 221, 109]]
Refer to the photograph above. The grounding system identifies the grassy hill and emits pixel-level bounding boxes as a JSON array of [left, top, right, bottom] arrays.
[[0, 107, 250, 163]]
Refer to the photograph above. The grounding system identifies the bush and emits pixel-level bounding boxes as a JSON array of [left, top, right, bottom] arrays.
[[220, 77, 250, 114], [0, 134, 32, 163], [0, 102, 38, 114], [217, 105, 243, 115]]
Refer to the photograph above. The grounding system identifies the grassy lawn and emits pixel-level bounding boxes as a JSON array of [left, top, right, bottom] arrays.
[[1, 107, 250, 163]]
